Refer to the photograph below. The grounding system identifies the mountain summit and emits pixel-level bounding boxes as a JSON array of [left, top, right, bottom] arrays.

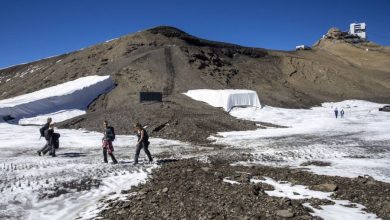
[[0, 26, 389, 141]]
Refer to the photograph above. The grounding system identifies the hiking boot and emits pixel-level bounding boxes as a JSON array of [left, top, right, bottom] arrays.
[[51, 154, 56, 157], [112, 161, 118, 164], [37, 151, 41, 156]]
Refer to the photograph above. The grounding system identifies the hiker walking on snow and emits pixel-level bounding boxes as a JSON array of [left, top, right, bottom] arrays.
[[46, 123, 58, 157], [340, 109, 345, 118], [334, 108, 339, 118], [102, 120, 118, 164], [38, 123, 58, 157], [133, 123, 153, 165], [37, 117, 52, 156]]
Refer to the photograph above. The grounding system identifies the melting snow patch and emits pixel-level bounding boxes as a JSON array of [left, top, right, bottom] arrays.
[[223, 178, 241, 185], [251, 177, 331, 199], [105, 38, 118, 43], [73, 166, 155, 220], [17, 65, 45, 78], [304, 201, 379, 220], [196, 155, 211, 164], [251, 177, 379, 220]]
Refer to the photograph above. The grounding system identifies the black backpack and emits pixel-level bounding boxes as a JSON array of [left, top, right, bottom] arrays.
[[107, 126, 116, 141], [53, 133, 60, 149], [143, 129, 149, 142], [44, 129, 50, 140], [40, 123, 50, 139], [39, 126, 45, 137]]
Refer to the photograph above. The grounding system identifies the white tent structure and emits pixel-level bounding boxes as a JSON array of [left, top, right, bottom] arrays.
[[184, 89, 261, 112]]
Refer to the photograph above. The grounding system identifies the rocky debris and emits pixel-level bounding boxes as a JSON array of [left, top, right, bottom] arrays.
[[382, 202, 390, 215], [306, 198, 335, 209], [39, 177, 101, 199], [201, 167, 211, 172], [324, 27, 347, 40], [356, 175, 377, 185], [214, 171, 224, 180], [275, 209, 294, 218], [227, 173, 252, 184], [300, 161, 331, 167], [98, 159, 318, 219], [97, 158, 390, 219], [310, 183, 338, 192], [60, 95, 258, 144], [120, 189, 131, 194], [148, 26, 267, 58]]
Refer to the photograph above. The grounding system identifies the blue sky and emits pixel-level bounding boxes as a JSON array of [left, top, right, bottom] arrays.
[[0, 0, 389, 68]]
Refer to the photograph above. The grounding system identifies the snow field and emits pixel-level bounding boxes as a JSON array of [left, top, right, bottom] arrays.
[[203, 100, 390, 182], [0, 121, 205, 220]]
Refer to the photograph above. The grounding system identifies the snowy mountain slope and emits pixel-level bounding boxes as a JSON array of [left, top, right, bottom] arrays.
[[0, 75, 114, 123]]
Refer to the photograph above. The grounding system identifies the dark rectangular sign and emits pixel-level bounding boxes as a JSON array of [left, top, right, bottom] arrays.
[[139, 92, 162, 102]]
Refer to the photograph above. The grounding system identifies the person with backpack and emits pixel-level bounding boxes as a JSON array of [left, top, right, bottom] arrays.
[[37, 117, 52, 156], [133, 123, 153, 165], [102, 120, 118, 164], [334, 108, 339, 118], [38, 123, 58, 157], [340, 109, 345, 118], [46, 123, 58, 157]]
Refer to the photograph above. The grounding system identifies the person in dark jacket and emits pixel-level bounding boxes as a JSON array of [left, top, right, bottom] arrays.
[[102, 120, 118, 164], [334, 108, 339, 118], [133, 123, 153, 165], [38, 123, 57, 157], [37, 117, 52, 156], [47, 124, 57, 157]]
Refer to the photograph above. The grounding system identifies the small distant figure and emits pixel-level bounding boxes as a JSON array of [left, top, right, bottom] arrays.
[[37, 117, 52, 156], [133, 123, 153, 165], [340, 109, 345, 118], [102, 120, 118, 164], [334, 108, 339, 118]]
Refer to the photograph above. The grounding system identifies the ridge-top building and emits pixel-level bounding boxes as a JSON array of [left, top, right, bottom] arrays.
[[349, 22, 366, 40]]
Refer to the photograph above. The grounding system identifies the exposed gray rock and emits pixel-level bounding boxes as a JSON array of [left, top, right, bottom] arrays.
[[310, 183, 338, 192], [275, 209, 294, 218], [201, 167, 211, 172]]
